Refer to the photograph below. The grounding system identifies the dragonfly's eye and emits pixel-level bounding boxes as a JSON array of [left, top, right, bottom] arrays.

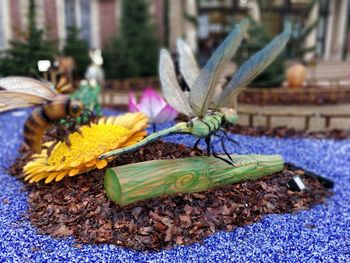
[[222, 108, 238, 124]]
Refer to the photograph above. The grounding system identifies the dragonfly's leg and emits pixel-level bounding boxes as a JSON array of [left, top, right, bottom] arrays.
[[192, 138, 202, 151], [220, 136, 234, 164], [204, 136, 211, 156], [220, 129, 239, 146], [211, 142, 234, 166]]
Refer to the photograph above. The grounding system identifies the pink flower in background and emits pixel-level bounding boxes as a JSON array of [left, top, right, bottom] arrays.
[[128, 88, 178, 125]]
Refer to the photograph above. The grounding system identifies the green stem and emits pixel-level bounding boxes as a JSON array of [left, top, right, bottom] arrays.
[[99, 122, 188, 159]]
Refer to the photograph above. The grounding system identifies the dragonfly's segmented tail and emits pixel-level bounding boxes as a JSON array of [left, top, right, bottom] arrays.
[[99, 122, 189, 160]]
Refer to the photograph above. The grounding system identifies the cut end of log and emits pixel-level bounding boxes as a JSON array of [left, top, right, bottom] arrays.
[[104, 168, 122, 204]]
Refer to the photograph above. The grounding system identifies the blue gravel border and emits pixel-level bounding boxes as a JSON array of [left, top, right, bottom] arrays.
[[0, 109, 349, 263]]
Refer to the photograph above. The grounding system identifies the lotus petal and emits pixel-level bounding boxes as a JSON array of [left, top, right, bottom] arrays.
[[128, 92, 141, 112], [139, 88, 166, 119], [153, 104, 178, 123]]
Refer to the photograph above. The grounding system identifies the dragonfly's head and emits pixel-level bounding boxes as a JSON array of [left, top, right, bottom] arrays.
[[220, 108, 238, 124]]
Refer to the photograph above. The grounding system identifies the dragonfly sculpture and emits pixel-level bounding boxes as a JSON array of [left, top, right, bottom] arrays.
[[99, 20, 290, 164]]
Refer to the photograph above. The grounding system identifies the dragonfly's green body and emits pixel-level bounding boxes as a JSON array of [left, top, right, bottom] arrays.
[[99, 110, 237, 159]]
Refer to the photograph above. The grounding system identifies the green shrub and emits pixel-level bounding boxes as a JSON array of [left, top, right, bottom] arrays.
[[235, 19, 285, 87], [104, 0, 160, 79], [0, 0, 57, 76], [62, 27, 90, 79]]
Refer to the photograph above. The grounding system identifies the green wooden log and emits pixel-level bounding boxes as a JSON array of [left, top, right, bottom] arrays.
[[104, 154, 284, 206]]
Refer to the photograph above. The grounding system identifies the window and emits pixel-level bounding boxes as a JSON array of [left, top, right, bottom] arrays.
[[79, 0, 91, 47], [0, 0, 5, 48], [64, 0, 76, 29]]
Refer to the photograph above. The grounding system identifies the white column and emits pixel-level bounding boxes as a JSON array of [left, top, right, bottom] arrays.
[[75, 0, 82, 29], [91, 0, 100, 48], [304, 0, 319, 61], [56, 0, 66, 49], [35, 0, 45, 30], [324, 0, 334, 60], [184, 0, 197, 53], [116, 0, 121, 34], [249, 0, 260, 23], [169, 0, 183, 51], [1, 0, 11, 48], [336, 0, 348, 61], [17, 0, 28, 30]]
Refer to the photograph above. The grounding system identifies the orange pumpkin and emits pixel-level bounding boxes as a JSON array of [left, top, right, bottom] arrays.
[[286, 64, 306, 88]]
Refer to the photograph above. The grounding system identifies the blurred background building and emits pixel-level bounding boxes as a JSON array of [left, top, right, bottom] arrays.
[[0, 0, 349, 130], [0, 0, 349, 61]]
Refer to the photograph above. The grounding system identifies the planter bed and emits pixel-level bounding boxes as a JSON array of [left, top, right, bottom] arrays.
[[0, 109, 349, 262], [228, 124, 350, 140], [238, 86, 350, 105]]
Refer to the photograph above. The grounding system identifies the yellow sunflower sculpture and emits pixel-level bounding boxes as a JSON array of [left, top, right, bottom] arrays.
[[23, 113, 148, 184]]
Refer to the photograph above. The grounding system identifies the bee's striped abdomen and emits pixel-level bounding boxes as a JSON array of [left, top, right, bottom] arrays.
[[23, 108, 51, 153], [23, 96, 71, 153]]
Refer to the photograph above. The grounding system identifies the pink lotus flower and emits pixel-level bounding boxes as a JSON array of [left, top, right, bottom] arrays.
[[129, 88, 178, 127]]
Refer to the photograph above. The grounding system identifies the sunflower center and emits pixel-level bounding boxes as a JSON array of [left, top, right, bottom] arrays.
[[48, 124, 130, 166]]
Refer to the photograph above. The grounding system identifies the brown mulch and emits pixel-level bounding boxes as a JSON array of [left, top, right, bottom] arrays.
[[9, 140, 333, 251]]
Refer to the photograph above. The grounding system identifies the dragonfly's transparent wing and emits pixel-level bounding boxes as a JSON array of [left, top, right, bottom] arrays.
[[189, 19, 249, 117], [0, 76, 57, 100], [177, 39, 200, 88], [215, 30, 290, 107], [0, 91, 47, 113], [159, 49, 194, 117]]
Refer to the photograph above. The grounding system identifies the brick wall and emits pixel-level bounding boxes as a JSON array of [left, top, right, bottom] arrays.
[[44, 0, 58, 39], [99, 0, 117, 47]]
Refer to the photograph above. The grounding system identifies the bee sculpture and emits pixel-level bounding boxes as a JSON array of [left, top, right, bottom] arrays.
[[0, 76, 94, 153]]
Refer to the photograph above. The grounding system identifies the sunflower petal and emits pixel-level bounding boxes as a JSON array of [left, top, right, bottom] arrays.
[[85, 159, 97, 168], [98, 117, 106, 124], [96, 159, 107, 169], [55, 172, 68, 182], [69, 168, 80, 177], [29, 173, 48, 183], [70, 160, 82, 168], [45, 172, 60, 184]]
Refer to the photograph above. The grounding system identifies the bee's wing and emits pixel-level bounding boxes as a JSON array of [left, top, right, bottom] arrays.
[[177, 38, 200, 88], [188, 19, 249, 117], [214, 30, 290, 108], [0, 91, 47, 113], [159, 49, 194, 117], [0, 76, 57, 100]]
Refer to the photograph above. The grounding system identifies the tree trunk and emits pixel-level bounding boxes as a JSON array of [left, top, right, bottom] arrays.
[[104, 154, 284, 206]]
